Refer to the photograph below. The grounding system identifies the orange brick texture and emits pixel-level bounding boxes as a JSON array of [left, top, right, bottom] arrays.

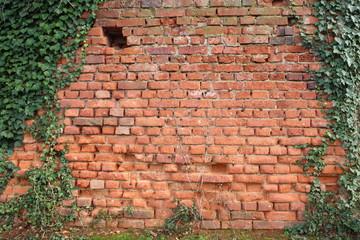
[[3, 0, 346, 230]]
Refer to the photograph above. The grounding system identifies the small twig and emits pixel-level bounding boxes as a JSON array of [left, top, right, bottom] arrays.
[[20, 0, 38, 16], [66, 0, 75, 9], [55, 0, 63, 12]]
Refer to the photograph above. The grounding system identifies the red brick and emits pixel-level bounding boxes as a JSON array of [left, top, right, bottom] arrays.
[[85, 56, 105, 64], [277, 101, 307, 109], [76, 136, 106, 144], [120, 100, 148, 108], [250, 8, 281, 15], [277, 45, 307, 53], [118, 219, 145, 229], [69, 82, 87, 90], [66, 153, 94, 162], [215, 137, 246, 145], [178, 46, 208, 54], [256, 16, 288, 25], [115, 127, 130, 135], [218, 8, 248, 16], [253, 221, 285, 229], [234, 175, 264, 183], [116, 18, 145, 27], [277, 64, 307, 72], [247, 156, 277, 164], [203, 174, 233, 183], [156, 9, 185, 17], [149, 100, 179, 108], [146, 47, 176, 55], [269, 193, 299, 202], [77, 198, 92, 207], [118, 82, 147, 90], [214, 64, 242, 72], [237, 193, 265, 201], [171, 173, 201, 182], [82, 127, 101, 135], [136, 118, 165, 126], [231, 220, 253, 229], [266, 212, 296, 221], [201, 221, 221, 230], [128, 64, 158, 72], [64, 126, 80, 135], [247, 120, 278, 128], [87, 100, 116, 108], [232, 211, 264, 220], [267, 175, 298, 184], [60, 100, 85, 108], [258, 202, 273, 211], [142, 191, 171, 200], [90, 180, 105, 189], [186, 8, 216, 16]]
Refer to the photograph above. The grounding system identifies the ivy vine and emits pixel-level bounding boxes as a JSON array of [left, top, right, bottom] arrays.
[[0, 0, 103, 236], [286, 1, 360, 239]]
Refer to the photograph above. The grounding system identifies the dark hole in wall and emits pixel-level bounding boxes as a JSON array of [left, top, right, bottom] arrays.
[[103, 27, 127, 48], [307, 82, 318, 90], [288, 16, 297, 26]]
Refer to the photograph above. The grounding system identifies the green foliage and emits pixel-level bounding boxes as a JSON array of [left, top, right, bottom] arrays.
[[0, 0, 104, 237], [90, 233, 206, 240], [93, 206, 134, 224], [0, 108, 79, 233], [162, 200, 201, 235], [0, 159, 18, 195], [286, 1, 360, 239], [0, 0, 103, 192], [91, 233, 147, 240], [88, 229, 286, 240]]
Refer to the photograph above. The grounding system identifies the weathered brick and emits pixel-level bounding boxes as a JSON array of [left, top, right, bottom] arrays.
[[90, 180, 105, 189], [256, 16, 288, 25], [128, 64, 158, 72], [217, 8, 248, 16], [203, 174, 233, 183], [146, 47, 176, 55], [269, 193, 300, 202], [118, 82, 147, 90], [155, 9, 185, 17], [73, 118, 102, 126], [178, 46, 208, 54], [87, 100, 116, 108], [115, 127, 130, 135], [253, 221, 285, 229], [186, 8, 216, 16]]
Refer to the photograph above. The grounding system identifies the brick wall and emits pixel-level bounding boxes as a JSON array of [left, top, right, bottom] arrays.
[[4, 0, 345, 230]]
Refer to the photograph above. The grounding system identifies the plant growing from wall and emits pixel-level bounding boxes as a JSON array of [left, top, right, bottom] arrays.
[[286, 1, 360, 239], [92, 206, 134, 225], [0, 0, 104, 236], [162, 200, 201, 235]]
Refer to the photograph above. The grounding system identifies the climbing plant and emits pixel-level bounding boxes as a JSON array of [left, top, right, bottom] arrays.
[[0, 0, 104, 236], [286, 1, 360, 239]]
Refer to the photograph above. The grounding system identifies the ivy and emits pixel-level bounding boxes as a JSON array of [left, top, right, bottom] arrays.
[[0, 0, 104, 236], [286, 1, 360, 239]]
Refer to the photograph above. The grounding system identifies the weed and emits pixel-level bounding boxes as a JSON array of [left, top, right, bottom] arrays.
[[162, 200, 201, 235]]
